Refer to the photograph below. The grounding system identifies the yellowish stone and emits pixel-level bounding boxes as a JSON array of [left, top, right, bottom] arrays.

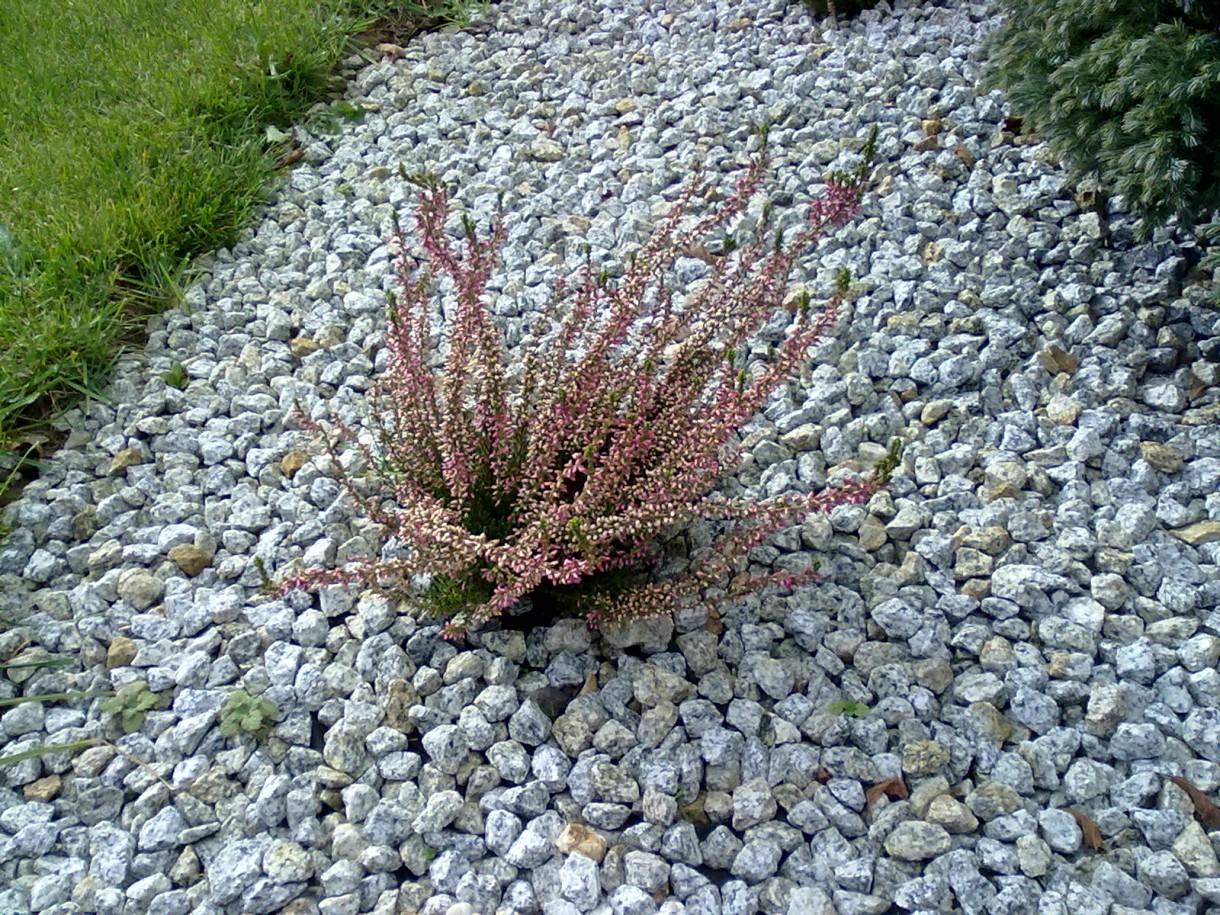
[[896, 551, 927, 586], [986, 482, 1021, 501], [289, 337, 320, 359], [857, 514, 888, 552], [925, 794, 979, 833], [957, 525, 1012, 555], [968, 702, 1012, 744], [168, 544, 210, 577], [954, 548, 994, 581], [920, 400, 952, 426], [106, 636, 137, 671], [1171, 521, 1220, 547], [280, 451, 310, 478], [903, 739, 951, 776], [556, 823, 608, 862], [23, 774, 61, 801], [960, 579, 991, 601], [1140, 441, 1184, 474], [913, 658, 953, 694], [1036, 346, 1078, 375], [107, 447, 145, 476], [908, 776, 950, 817]]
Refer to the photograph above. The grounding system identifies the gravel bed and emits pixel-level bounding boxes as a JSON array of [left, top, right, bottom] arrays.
[[2, 0, 1220, 913]]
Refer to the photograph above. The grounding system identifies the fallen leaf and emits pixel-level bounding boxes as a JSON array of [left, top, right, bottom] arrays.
[[955, 143, 975, 170], [1166, 775, 1220, 829], [1067, 807, 1104, 850], [704, 606, 724, 636], [1037, 346, 1079, 375], [274, 147, 305, 169], [679, 244, 721, 266], [579, 671, 599, 696], [865, 777, 908, 807]]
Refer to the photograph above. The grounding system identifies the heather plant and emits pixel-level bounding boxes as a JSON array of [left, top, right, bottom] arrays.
[[280, 129, 897, 639]]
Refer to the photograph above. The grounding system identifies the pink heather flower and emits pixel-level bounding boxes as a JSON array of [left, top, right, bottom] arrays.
[[278, 137, 892, 635]]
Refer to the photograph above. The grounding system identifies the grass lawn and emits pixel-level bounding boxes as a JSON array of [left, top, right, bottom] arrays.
[[0, 0, 470, 498]]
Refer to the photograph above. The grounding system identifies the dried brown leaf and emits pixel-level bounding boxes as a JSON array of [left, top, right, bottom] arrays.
[[274, 147, 305, 169], [579, 671, 599, 696], [1067, 807, 1104, 850], [679, 243, 721, 266], [865, 777, 908, 807], [704, 606, 724, 636], [1166, 775, 1220, 829], [955, 143, 975, 170], [1037, 346, 1079, 375], [1186, 372, 1208, 402]]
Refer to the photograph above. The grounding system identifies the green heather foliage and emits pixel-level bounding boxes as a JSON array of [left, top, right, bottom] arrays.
[[280, 136, 900, 639], [983, 0, 1220, 237]]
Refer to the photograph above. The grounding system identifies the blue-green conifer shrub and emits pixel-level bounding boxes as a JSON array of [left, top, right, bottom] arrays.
[[983, 0, 1220, 239]]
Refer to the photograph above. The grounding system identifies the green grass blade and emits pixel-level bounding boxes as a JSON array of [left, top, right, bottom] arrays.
[[0, 657, 76, 671], [0, 690, 113, 708], [0, 738, 102, 767]]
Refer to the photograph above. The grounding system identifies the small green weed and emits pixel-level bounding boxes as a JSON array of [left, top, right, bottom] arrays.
[[218, 690, 280, 739], [162, 362, 189, 390], [310, 99, 366, 136], [101, 680, 161, 733], [826, 698, 871, 718]]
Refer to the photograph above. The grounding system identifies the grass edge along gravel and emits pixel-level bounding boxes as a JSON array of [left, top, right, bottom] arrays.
[[0, 0, 481, 506]]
